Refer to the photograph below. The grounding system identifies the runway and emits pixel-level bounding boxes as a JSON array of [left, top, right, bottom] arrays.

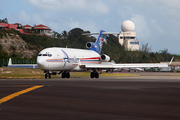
[[1, 74, 180, 120]]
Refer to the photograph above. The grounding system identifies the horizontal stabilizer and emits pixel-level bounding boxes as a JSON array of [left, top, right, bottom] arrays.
[[82, 32, 131, 36], [82, 33, 99, 35]]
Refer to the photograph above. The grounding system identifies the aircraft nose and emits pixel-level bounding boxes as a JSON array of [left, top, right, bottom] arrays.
[[37, 57, 46, 69]]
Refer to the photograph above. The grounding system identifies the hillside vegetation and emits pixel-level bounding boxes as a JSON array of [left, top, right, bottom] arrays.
[[0, 28, 179, 65]]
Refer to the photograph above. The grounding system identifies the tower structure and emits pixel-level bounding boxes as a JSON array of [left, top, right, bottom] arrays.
[[119, 20, 139, 51]]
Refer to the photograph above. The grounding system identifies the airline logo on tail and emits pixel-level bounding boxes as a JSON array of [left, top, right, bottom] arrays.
[[87, 30, 106, 54], [96, 30, 105, 54]]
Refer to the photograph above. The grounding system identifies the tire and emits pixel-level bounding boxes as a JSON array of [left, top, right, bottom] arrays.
[[45, 74, 47, 79], [95, 72, 99, 78], [62, 73, 65, 78], [90, 72, 94, 78], [49, 73, 51, 79], [66, 72, 70, 78]]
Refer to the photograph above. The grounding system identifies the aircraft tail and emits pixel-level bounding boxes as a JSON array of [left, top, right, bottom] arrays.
[[84, 30, 107, 54]]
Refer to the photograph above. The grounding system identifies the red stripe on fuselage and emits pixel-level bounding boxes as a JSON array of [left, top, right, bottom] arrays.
[[80, 57, 100, 60]]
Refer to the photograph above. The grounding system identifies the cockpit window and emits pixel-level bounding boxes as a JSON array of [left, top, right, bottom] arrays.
[[43, 54, 47, 56], [39, 52, 52, 57]]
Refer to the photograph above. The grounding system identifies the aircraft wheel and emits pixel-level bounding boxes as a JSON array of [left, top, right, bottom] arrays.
[[66, 72, 70, 78], [45, 73, 47, 79], [95, 72, 99, 78], [90, 72, 94, 78], [62, 72, 65, 78], [49, 73, 51, 79], [90, 72, 99, 78]]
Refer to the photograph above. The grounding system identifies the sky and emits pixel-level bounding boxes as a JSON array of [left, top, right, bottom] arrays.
[[0, 0, 180, 54]]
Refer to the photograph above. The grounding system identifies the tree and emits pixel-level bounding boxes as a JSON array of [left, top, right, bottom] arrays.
[[4, 18, 8, 23], [140, 43, 152, 53], [53, 31, 61, 38], [0, 18, 8, 23], [61, 30, 68, 39], [67, 28, 93, 49], [159, 49, 171, 61]]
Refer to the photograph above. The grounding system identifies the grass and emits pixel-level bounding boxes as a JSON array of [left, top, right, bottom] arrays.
[[0, 67, 44, 79], [0, 67, 139, 79], [71, 72, 139, 78]]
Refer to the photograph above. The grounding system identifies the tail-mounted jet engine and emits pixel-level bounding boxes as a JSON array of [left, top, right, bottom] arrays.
[[86, 42, 94, 48], [101, 54, 110, 62], [86, 42, 100, 53]]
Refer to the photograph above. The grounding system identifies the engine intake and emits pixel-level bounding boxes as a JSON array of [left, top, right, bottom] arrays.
[[101, 54, 110, 62], [86, 42, 92, 48]]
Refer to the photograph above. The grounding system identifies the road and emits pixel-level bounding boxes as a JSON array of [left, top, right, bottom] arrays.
[[1, 73, 180, 120]]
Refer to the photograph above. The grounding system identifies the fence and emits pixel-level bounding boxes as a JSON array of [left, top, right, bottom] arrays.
[[0, 58, 37, 67]]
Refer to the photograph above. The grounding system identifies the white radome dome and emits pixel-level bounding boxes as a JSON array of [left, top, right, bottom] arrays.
[[121, 20, 135, 32]]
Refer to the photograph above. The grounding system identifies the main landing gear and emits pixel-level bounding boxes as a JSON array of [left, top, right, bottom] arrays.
[[44, 71, 70, 79], [61, 72, 70, 78], [90, 71, 99, 78]]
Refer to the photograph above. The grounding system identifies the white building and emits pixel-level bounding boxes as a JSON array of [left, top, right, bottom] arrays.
[[118, 20, 139, 51]]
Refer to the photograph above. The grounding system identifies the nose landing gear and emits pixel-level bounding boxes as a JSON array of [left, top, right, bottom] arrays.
[[45, 73, 51, 79]]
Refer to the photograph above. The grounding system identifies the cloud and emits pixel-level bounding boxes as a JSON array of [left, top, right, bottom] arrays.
[[26, 0, 109, 15], [131, 14, 150, 41], [0, 8, 2, 15], [111, 0, 180, 20], [7, 9, 99, 33], [68, 20, 98, 32], [7, 10, 46, 26], [150, 19, 164, 34]]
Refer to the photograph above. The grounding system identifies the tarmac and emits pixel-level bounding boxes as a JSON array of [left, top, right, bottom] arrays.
[[1, 72, 180, 120]]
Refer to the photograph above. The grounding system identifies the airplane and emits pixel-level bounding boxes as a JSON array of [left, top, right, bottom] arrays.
[[8, 30, 171, 78], [34, 30, 170, 79], [8, 58, 38, 68]]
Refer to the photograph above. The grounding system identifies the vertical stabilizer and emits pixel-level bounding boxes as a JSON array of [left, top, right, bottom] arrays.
[[8, 58, 12, 66], [88, 30, 106, 54]]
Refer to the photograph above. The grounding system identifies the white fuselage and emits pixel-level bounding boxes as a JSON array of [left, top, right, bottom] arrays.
[[37, 47, 100, 71]]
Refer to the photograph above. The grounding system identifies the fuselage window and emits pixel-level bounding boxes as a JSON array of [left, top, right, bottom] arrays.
[[38, 54, 42, 56]]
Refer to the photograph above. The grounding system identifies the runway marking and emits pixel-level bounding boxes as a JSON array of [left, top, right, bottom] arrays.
[[0, 85, 44, 104]]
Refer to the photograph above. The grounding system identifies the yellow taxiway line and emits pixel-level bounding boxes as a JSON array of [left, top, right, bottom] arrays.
[[0, 85, 44, 104]]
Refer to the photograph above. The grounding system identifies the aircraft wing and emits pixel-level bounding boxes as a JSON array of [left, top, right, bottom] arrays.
[[80, 62, 169, 69], [8, 64, 39, 68], [80, 57, 173, 69], [7, 58, 39, 68]]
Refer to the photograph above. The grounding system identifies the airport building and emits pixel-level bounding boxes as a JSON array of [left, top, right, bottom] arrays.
[[118, 20, 139, 51]]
